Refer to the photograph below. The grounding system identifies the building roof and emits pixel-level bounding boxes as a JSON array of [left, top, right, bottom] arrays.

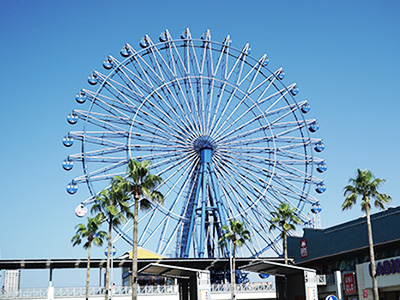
[[0, 257, 285, 271], [288, 206, 400, 264]]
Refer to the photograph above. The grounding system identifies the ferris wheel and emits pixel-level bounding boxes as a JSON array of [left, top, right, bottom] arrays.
[[63, 28, 326, 258]]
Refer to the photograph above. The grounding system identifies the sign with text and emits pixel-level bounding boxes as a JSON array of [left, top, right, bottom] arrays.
[[344, 273, 356, 294], [300, 238, 308, 258]]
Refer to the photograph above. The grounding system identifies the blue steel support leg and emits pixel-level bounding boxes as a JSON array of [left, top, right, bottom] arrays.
[[184, 165, 204, 258], [209, 164, 230, 256], [198, 162, 208, 258]]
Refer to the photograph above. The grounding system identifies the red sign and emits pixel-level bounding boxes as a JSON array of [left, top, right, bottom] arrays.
[[300, 238, 308, 258], [363, 289, 368, 298], [344, 273, 356, 294]]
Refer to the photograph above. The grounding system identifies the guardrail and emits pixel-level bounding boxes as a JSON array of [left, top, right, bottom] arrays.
[[0, 283, 274, 299]]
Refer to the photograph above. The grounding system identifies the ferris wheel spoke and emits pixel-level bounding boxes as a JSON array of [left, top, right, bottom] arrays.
[[213, 157, 267, 214], [277, 148, 315, 162], [96, 71, 145, 100], [207, 81, 228, 135], [214, 108, 267, 143], [208, 85, 240, 137], [75, 109, 132, 127], [226, 44, 248, 84], [156, 166, 195, 253], [204, 79, 216, 134], [138, 207, 159, 245], [269, 174, 311, 202], [84, 89, 137, 116], [254, 68, 285, 102], [79, 110, 129, 132], [145, 85, 202, 138], [134, 104, 195, 141], [267, 183, 307, 213], [176, 78, 204, 134], [264, 100, 306, 118], [129, 126, 189, 146], [274, 122, 309, 137], [141, 161, 197, 250], [220, 148, 276, 166], [69, 146, 127, 159], [213, 170, 280, 256], [157, 81, 201, 135], [69, 131, 127, 147], [214, 153, 273, 195], [215, 154, 301, 217], [113, 65, 155, 99], [160, 220, 185, 256], [73, 171, 125, 185], [237, 54, 266, 91], [215, 171, 273, 253], [260, 84, 294, 110], [211, 37, 231, 78], [119, 55, 157, 89]]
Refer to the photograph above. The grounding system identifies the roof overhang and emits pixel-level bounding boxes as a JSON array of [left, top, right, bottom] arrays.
[[240, 260, 315, 276], [139, 263, 207, 279]]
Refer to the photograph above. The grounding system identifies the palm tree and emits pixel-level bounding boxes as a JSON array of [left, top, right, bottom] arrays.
[[125, 159, 164, 300], [269, 203, 302, 264], [219, 219, 250, 300], [71, 214, 107, 300], [91, 176, 134, 300], [342, 168, 392, 300]]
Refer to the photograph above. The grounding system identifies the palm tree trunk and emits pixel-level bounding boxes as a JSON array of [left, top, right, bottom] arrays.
[[105, 219, 112, 300], [366, 205, 379, 300], [86, 241, 91, 300], [231, 243, 236, 300], [284, 232, 288, 264], [132, 196, 139, 300]]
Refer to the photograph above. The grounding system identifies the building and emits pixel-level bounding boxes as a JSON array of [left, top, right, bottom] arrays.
[[3, 270, 20, 292], [288, 206, 400, 300]]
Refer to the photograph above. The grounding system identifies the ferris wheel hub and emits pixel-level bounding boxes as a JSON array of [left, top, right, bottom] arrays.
[[193, 135, 217, 154]]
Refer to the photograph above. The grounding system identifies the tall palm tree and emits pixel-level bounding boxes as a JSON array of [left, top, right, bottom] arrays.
[[269, 203, 302, 264], [125, 159, 164, 300], [91, 176, 133, 300], [343, 168, 392, 300], [219, 219, 250, 300], [71, 214, 107, 300]]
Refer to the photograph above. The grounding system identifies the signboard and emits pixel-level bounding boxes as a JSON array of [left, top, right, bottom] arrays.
[[363, 289, 368, 298], [344, 273, 356, 294], [360, 255, 400, 289], [325, 295, 338, 300], [300, 238, 308, 258]]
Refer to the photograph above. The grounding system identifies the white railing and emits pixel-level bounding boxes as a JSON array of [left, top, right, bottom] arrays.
[[0, 283, 274, 299], [0, 285, 177, 299], [211, 282, 275, 293]]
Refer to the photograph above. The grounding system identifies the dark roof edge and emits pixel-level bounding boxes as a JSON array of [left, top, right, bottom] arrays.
[[294, 238, 400, 265]]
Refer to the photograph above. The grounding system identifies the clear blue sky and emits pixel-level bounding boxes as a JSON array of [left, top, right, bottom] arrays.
[[1, 0, 399, 287]]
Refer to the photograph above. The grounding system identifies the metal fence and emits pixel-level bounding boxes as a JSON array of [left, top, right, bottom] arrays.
[[1, 283, 274, 299], [0, 285, 177, 299], [211, 282, 275, 293]]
